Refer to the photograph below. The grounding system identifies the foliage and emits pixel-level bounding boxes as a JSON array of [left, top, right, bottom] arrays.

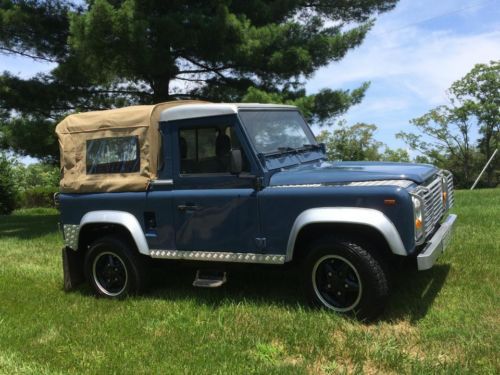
[[8, 158, 59, 208], [242, 84, 370, 124], [0, 190, 499, 372], [0, 152, 16, 214], [317, 120, 409, 162], [11, 160, 59, 193], [398, 61, 499, 188], [0, 0, 398, 160], [380, 147, 410, 162], [18, 185, 58, 208]]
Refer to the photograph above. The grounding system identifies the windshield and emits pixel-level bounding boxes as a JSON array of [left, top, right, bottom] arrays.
[[239, 110, 317, 154]]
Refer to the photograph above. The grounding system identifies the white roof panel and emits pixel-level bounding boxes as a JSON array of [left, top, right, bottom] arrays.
[[160, 103, 297, 122]]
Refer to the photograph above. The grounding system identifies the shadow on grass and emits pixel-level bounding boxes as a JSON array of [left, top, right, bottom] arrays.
[[0, 212, 59, 240], [384, 263, 451, 322], [69, 260, 450, 323]]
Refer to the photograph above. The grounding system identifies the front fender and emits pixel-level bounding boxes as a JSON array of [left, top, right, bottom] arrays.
[[285, 207, 407, 261]]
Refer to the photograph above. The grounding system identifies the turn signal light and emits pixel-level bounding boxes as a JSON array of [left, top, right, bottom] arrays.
[[415, 219, 423, 229], [443, 191, 447, 203]]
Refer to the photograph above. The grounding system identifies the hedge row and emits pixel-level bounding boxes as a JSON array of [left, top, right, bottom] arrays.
[[18, 187, 59, 209]]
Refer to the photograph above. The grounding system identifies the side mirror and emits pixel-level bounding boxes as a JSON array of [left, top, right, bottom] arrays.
[[230, 149, 243, 174]]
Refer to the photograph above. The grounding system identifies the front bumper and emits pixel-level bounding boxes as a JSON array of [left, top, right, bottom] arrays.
[[417, 214, 457, 271]]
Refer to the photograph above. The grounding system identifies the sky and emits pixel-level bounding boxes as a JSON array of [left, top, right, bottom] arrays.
[[1, 0, 499, 163], [306, 0, 500, 151]]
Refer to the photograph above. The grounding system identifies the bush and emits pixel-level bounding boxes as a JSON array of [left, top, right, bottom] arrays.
[[0, 154, 17, 215], [12, 162, 60, 193], [20, 186, 59, 208]]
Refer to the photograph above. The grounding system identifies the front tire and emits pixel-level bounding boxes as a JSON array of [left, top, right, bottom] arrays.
[[303, 236, 389, 321], [84, 236, 149, 298]]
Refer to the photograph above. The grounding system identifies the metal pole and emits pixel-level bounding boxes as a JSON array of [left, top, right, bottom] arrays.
[[470, 148, 498, 190]]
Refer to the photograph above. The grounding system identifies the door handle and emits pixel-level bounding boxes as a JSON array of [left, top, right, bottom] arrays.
[[177, 204, 202, 212]]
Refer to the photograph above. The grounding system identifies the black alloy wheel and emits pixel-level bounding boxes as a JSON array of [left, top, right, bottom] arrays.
[[84, 236, 149, 298], [303, 236, 389, 321], [92, 251, 129, 297], [312, 255, 362, 312]]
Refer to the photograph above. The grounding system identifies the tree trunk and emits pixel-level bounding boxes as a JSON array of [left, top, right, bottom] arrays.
[[151, 78, 171, 103], [483, 128, 494, 187]]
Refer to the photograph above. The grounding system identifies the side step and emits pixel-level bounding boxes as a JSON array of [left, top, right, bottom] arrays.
[[193, 270, 227, 288]]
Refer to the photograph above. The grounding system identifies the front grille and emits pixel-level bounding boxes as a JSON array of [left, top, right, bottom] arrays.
[[422, 177, 444, 237], [444, 170, 455, 208], [415, 170, 454, 239]]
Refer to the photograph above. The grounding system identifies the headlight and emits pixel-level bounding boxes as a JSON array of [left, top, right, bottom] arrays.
[[411, 195, 424, 243]]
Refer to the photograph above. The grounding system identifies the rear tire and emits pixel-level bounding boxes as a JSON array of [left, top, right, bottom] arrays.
[[84, 236, 149, 298], [303, 236, 389, 321]]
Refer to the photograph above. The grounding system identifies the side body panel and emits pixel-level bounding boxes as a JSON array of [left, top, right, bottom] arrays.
[[59, 193, 151, 254], [59, 192, 148, 228], [144, 187, 260, 252], [171, 189, 259, 252], [259, 185, 416, 256]]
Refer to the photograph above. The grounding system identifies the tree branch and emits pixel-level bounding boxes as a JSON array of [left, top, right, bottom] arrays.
[[177, 69, 212, 75], [179, 56, 232, 81], [0, 46, 57, 63], [174, 76, 208, 82], [83, 88, 153, 96]]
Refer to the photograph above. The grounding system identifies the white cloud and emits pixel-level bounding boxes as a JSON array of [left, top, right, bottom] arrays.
[[308, 28, 500, 104], [359, 96, 410, 112], [306, 0, 500, 150]]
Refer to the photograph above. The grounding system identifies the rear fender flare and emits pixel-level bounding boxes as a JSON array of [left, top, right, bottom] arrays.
[[79, 210, 149, 255]]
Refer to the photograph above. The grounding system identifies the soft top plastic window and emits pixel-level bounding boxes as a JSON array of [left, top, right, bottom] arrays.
[[86, 136, 140, 174]]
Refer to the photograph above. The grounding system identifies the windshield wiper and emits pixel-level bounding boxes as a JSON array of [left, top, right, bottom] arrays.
[[299, 143, 322, 151], [277, 146, 296, 153], [261, 145, 322, 158], [261, 147, 296, 157]]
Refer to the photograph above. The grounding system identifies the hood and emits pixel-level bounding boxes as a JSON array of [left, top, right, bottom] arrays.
[[269, 161, 438, 186]]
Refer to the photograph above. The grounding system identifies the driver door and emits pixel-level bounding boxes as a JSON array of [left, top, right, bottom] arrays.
[[171, 116, 261, 253]]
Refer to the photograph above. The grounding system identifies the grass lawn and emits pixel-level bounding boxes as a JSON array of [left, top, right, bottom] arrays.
[[0, 190, 498, 374]]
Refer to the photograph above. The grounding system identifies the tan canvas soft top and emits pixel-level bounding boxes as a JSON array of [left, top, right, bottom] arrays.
[[56, 100, 207, 193]]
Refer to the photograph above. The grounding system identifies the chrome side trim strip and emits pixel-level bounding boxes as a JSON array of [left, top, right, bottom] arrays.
[[150, 179, 173, 186], [271, 180, 414, 189], [80, 211, 150, 255], [63, 224, 80, 250], [150, 250, 285, 264], [346, 180, 414, 188], [271, 184, 323, 188], [286, 207, 407, 261]]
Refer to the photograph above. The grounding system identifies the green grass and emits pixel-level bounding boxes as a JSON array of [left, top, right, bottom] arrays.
[[0, 189, 498, 374]]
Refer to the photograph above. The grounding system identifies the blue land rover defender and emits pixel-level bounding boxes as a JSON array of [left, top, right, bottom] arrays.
[[56, 101, 457, 320]]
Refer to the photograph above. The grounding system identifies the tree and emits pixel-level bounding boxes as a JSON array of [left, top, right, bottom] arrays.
[[451, 61, 499, 186], [380, 147, 409, 162], [0, 153, 16, 214], [11, 161, 59, 193], [318, 121, 381, 161], [0, 0, 398, 161], [317, 120, 409, 162], [398, 60, 499, 188]]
